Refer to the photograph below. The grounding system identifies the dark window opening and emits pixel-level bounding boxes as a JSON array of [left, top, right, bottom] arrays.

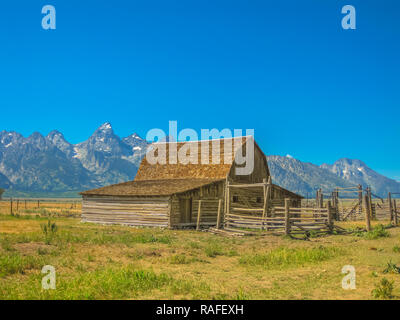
[[233, 195, 239, 203], [256, 197, 262, 203]]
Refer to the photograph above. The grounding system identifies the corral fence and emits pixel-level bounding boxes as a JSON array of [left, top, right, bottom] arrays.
[[313, 186, 399, 221], [209, 179, 335, 236], [209, 180, 400, 236], [307, 187, 400, 232], [221, 199, 333, 236], [0, 198, 81, 216]]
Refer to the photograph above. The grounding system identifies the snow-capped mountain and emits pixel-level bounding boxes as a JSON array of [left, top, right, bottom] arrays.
[[0, 123, 149, 196], [72, 122, 141, 185], [0, 124, 398, 197], [320, 158, 400, 196], [46, 130, 75, 158], [267, 155, 355, 196], [0, 130, 94, 193]]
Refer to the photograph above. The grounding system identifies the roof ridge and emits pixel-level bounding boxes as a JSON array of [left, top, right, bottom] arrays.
[[151, 135, 252, 144]]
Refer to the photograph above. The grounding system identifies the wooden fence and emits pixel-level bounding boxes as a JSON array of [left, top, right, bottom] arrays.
[[373, 201, 399, 222], [334, 198, 399, 223], [217, 199, 333, 236], [0, 198, 81, 216]]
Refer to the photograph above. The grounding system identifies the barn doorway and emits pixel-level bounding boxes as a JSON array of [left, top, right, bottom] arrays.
[[179, 198, 192, 223]]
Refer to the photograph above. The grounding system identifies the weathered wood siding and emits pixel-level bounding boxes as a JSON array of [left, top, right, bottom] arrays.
[[229, 142, 268, 183], [229, 185, 301, 209], [170, 181, 224, 228], [82, 195, 170, 227]]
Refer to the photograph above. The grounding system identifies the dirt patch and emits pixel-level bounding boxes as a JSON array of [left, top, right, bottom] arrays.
[[13, 242, 55, 255]]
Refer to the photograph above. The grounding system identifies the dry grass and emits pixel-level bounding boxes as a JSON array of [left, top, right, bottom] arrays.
[[0, 200, 81, 218], [1, 202, 400, 300]]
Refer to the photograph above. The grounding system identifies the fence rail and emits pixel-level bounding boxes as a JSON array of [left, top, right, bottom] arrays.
[[222, 199, 333, 235], [0, 198, 81, 216]]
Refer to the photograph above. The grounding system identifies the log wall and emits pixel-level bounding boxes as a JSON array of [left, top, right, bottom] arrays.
[[82, 195, 170, 227]]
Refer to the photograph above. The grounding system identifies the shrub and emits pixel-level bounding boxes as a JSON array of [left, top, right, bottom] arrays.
[[40, 220, 58, 244], [372, 278, 394, 299], [362, 225, 389, 240], [205, 243, 224, 258], [169, 254, 191, 264], [383, 261, 400, 274], [393, 245, 400, 253]]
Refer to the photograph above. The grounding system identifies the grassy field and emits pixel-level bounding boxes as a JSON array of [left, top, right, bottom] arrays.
[[1, 201, 400, 300]]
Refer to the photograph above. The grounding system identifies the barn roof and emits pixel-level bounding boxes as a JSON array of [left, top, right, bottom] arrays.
[[80, 136, 275, 197], [135, 136, 265, 181], [80, 178, 224, 197]]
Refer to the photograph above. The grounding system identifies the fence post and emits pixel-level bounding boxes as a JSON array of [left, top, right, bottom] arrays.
[[196, 200, 202, 231], [264, 176, 272, 228], [263, 177, 272, 217], [364, 194, 371, 232], [262, 178, 267, 220], [10, 198, 13, 215], [358, 184, 363, 215], [393, 200, 398, 226], [388, 192, 393, 223], [331, 192, 336, 219], [216, 199, 222, 230], [37, 200, 40, 209], [284, 198, 291, 235], [327, 200, 333, 233], [367, 187, 373, 220], [226, 181, 230, 215], [371, 204, 376, 220], [24, 200, 27, 210], [333, 188, 339, 221]]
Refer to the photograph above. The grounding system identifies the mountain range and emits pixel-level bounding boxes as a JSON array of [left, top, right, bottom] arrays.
[[0, 123, 398, 198]]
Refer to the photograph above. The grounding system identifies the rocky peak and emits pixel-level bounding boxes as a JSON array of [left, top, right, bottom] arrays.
[[46, 130, 74, 157]]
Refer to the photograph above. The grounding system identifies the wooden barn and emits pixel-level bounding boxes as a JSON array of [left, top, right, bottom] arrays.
[[80, 136, 302, 228]]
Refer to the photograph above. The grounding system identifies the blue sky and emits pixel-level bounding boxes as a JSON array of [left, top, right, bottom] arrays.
[[0, 1, 399, 179]]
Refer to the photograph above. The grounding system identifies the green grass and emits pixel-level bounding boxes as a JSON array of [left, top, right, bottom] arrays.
[[169, 254, 192, 264], [358, 224, 390, 240], [0, 253, 43, 277], [2, 267, 171, 299], [239, 246, 342, 269], [2, 214, 400, 300], [55, 229, 173, 246], [204, 242, 224, 258], [0, 238, 15, 252], [0, 265, 212, 300]]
